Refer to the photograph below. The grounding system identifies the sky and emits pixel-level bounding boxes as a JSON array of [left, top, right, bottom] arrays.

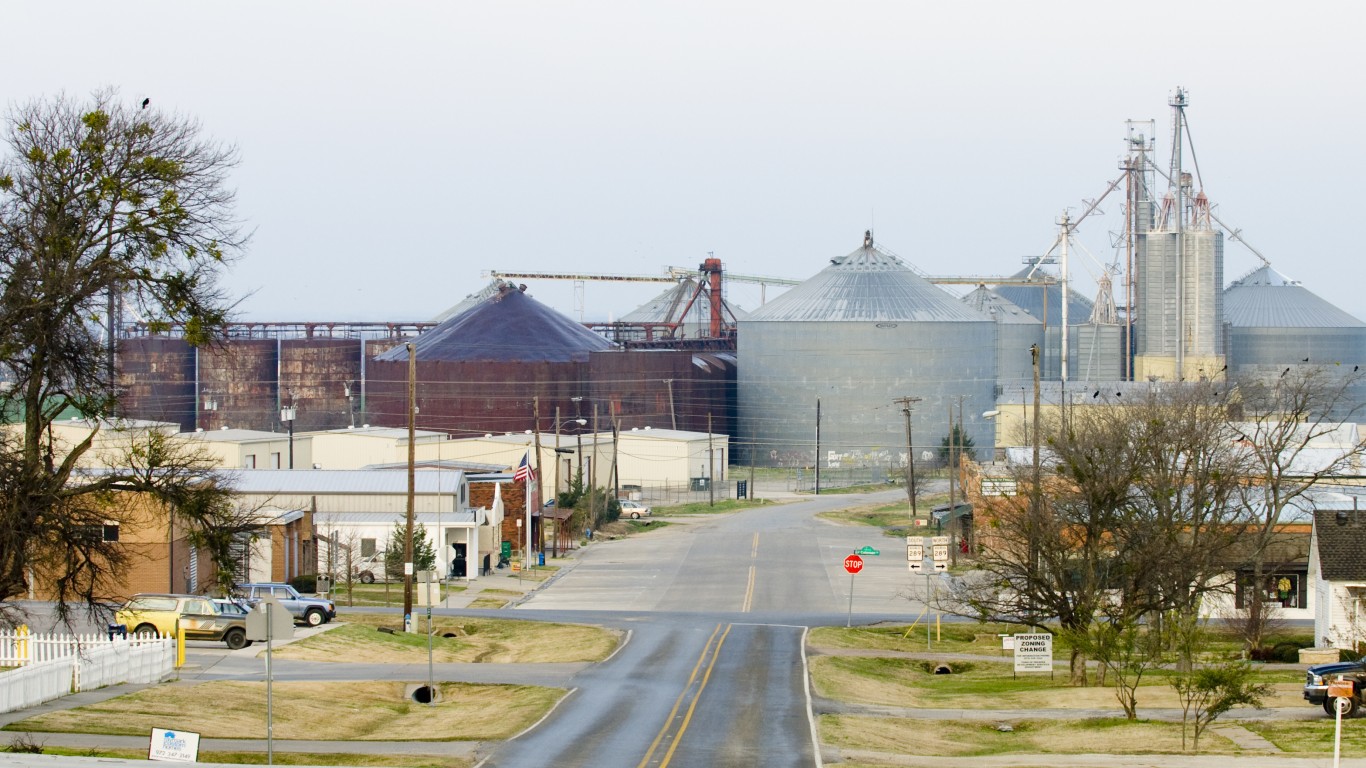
[[6, 1, 1364, 323]]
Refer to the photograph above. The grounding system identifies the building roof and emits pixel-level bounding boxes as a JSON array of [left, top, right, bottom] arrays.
[[619, 427, 726, 441], [184, 428, 287, 443], [377, 283, 615, 363], [1315, 506, 1366, 581], [305, 426, 448, 441], [745, 235, 990, 323], [1224, 266, 1365, 328], [621, 279, 749, 326], [222, 469, 464, 495]]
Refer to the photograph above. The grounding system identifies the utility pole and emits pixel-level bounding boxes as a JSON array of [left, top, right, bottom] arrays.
[[814, 398, 821, 495], [403, 342, 416, 629], [590, 403, 599, 529], [894, 396, 922, 516], [707, 412, 715, 507], [947, 402, 956, 517], [664, 378, 678, 430], [1029, 343, 1043, 620]]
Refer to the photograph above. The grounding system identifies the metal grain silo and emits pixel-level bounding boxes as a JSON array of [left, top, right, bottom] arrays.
[[961, 286, 1042, 393], [991, 266, 1093, 380], [1225, 266, 1366, 416], [197, 339, 280, 432], [368, 283, 616, 436], [738, 234, 996, 468]]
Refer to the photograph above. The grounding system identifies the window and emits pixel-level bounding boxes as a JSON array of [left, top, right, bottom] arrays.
[[1236, 571, 1306, 609], [361, 538, 377, 558], [77, 523, 119, 543], [244, 454, 256, 469], [270, 452, 281, 469]]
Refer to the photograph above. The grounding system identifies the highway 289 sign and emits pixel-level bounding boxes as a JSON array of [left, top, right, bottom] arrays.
[[843, 554, 864, 574]]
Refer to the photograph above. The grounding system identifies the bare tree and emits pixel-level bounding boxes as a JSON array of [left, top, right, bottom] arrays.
[[1228, 366, 1366, 652], [0, 90, 244, 622]]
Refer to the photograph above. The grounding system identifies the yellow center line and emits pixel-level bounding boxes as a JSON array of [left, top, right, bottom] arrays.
[[636, 624, 724, 768], [658, 623, 732, 768], [741, 532, 759, 612]]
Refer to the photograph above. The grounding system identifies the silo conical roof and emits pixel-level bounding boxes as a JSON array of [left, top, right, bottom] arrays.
[[961, 286, 1042, 325], [992, 265, 1093, 324], [621, 279, 750, 325], [377, 284, 614, 363], [746, 237, 988, 323], [1224, 266, 1364, 328]]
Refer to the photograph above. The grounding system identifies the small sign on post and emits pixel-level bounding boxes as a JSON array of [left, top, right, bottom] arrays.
[[148, 727, 199, 762]]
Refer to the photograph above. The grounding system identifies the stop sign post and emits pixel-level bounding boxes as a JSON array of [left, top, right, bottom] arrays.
[[844, 552, 865, 627]]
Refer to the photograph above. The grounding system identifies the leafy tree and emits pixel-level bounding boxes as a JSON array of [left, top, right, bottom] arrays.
[[938, 425, 975, 467], [384, 521, 437, 580], [0, 90, 245, 624]]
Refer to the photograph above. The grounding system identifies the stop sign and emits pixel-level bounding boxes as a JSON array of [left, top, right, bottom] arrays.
[[844, 554, 864, 574]]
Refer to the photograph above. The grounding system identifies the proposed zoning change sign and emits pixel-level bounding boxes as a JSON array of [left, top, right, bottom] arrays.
[[149, 727, 200, 762], [1013, 633, 1053, 673]]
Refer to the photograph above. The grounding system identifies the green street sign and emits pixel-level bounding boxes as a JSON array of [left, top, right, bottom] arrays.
[[857, 546, 880, 556]]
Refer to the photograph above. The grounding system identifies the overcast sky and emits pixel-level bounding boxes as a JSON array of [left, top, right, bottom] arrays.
[[8, 2, 1362, 323]]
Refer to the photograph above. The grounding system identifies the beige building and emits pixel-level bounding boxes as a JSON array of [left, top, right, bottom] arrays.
[[186, 428, 304, 469], [5, 417, 181, 468]]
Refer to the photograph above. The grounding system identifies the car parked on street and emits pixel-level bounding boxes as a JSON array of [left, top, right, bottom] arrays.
[[115, 593, 251, 650], [233, 582, 337, 626], [1303, 659, 1366, 716], [619, 500, 652, 519]]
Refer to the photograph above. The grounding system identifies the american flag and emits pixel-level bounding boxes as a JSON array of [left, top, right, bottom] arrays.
[[513, 451, 534, 483]]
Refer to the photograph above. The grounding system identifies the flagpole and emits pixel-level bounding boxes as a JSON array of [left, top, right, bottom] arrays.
[[524, 450, 533, 572]]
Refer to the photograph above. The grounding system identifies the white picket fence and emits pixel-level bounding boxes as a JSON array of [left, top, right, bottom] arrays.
[[0, 628, 175, 712]]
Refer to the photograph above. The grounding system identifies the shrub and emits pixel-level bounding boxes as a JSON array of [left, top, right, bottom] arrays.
[[289, 574, 317, 594]]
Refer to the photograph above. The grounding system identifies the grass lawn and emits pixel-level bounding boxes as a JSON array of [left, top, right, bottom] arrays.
[[654, 498, 785, 516], [810, 655, 1304, 710], [2, 680, 559, 741], [821, 715, 1241, 757], [817, 494, 950, 535], [21, 746, 471, 768], [330, 582, 467, 608], [276, 613, 618, 663], [1243, 718, 1366, 754]]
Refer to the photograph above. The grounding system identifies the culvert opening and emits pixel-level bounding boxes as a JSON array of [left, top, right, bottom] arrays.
[[409, 685, 439, 704], [442, 632, 458, 638], [933, 664, 953, 675]]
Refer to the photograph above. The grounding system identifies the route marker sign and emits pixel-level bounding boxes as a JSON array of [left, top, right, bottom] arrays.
[[843, 554, 864, 574], [907, 537, 925, 572], [931, 535, 950, 571], [857, 546, 880, 556]]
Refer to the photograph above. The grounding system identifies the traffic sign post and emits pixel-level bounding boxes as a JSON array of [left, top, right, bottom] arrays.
[[906, 537, 924, 572], [844, 553, 864, 628]]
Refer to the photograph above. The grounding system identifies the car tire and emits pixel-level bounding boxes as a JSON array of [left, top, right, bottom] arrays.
[[360, 571, 375, 584], [224, 628, 248, 650], [305, 608, 325, 627], [631, 512, 641, 519], [133, 624, 160, 639], [1332, 696, 1360, 718]]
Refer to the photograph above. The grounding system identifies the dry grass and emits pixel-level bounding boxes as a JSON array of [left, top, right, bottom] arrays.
[[271, 614, 619, 663], [822, 715, 1226, 757], [36, 746, 471, 767], [811, 655, 1306, 710], [4, 681, 558, 741]]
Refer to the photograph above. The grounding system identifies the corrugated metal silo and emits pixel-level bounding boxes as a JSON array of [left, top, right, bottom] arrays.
[[738, 234, 997, 468], [1135, 225, 1224, 380], [961, 286, 1042, 393], [1225, 266, 1366, 416], [280, 339, 365, 431], [368, 283, 616, 436], [589, 349, 736, 437]]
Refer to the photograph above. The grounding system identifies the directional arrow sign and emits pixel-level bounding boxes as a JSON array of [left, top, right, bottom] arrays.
[[843, 554, 864, 574], [857, 546, 880, 556]]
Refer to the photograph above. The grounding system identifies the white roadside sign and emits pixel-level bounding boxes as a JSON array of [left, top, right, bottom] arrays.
[[906, 537, 925, 572], [1013, 633, 1053, 673], [931, 535, 950, 571], [149, 727, 200, 762]]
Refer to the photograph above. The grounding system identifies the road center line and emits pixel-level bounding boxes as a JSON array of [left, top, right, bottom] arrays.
[[635, 623, 726, 768]]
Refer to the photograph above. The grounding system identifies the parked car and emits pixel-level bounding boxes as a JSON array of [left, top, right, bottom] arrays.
[[212, 597, 251, 617], [233, 583, 337, 626], [619, 500, 652, 519], [350, 551, 386, 584], [115, 593, 251, 650], [1303, 659, 1366, 716]]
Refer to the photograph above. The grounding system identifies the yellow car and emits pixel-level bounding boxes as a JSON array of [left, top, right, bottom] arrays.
[[115, 593, 251, 650]]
